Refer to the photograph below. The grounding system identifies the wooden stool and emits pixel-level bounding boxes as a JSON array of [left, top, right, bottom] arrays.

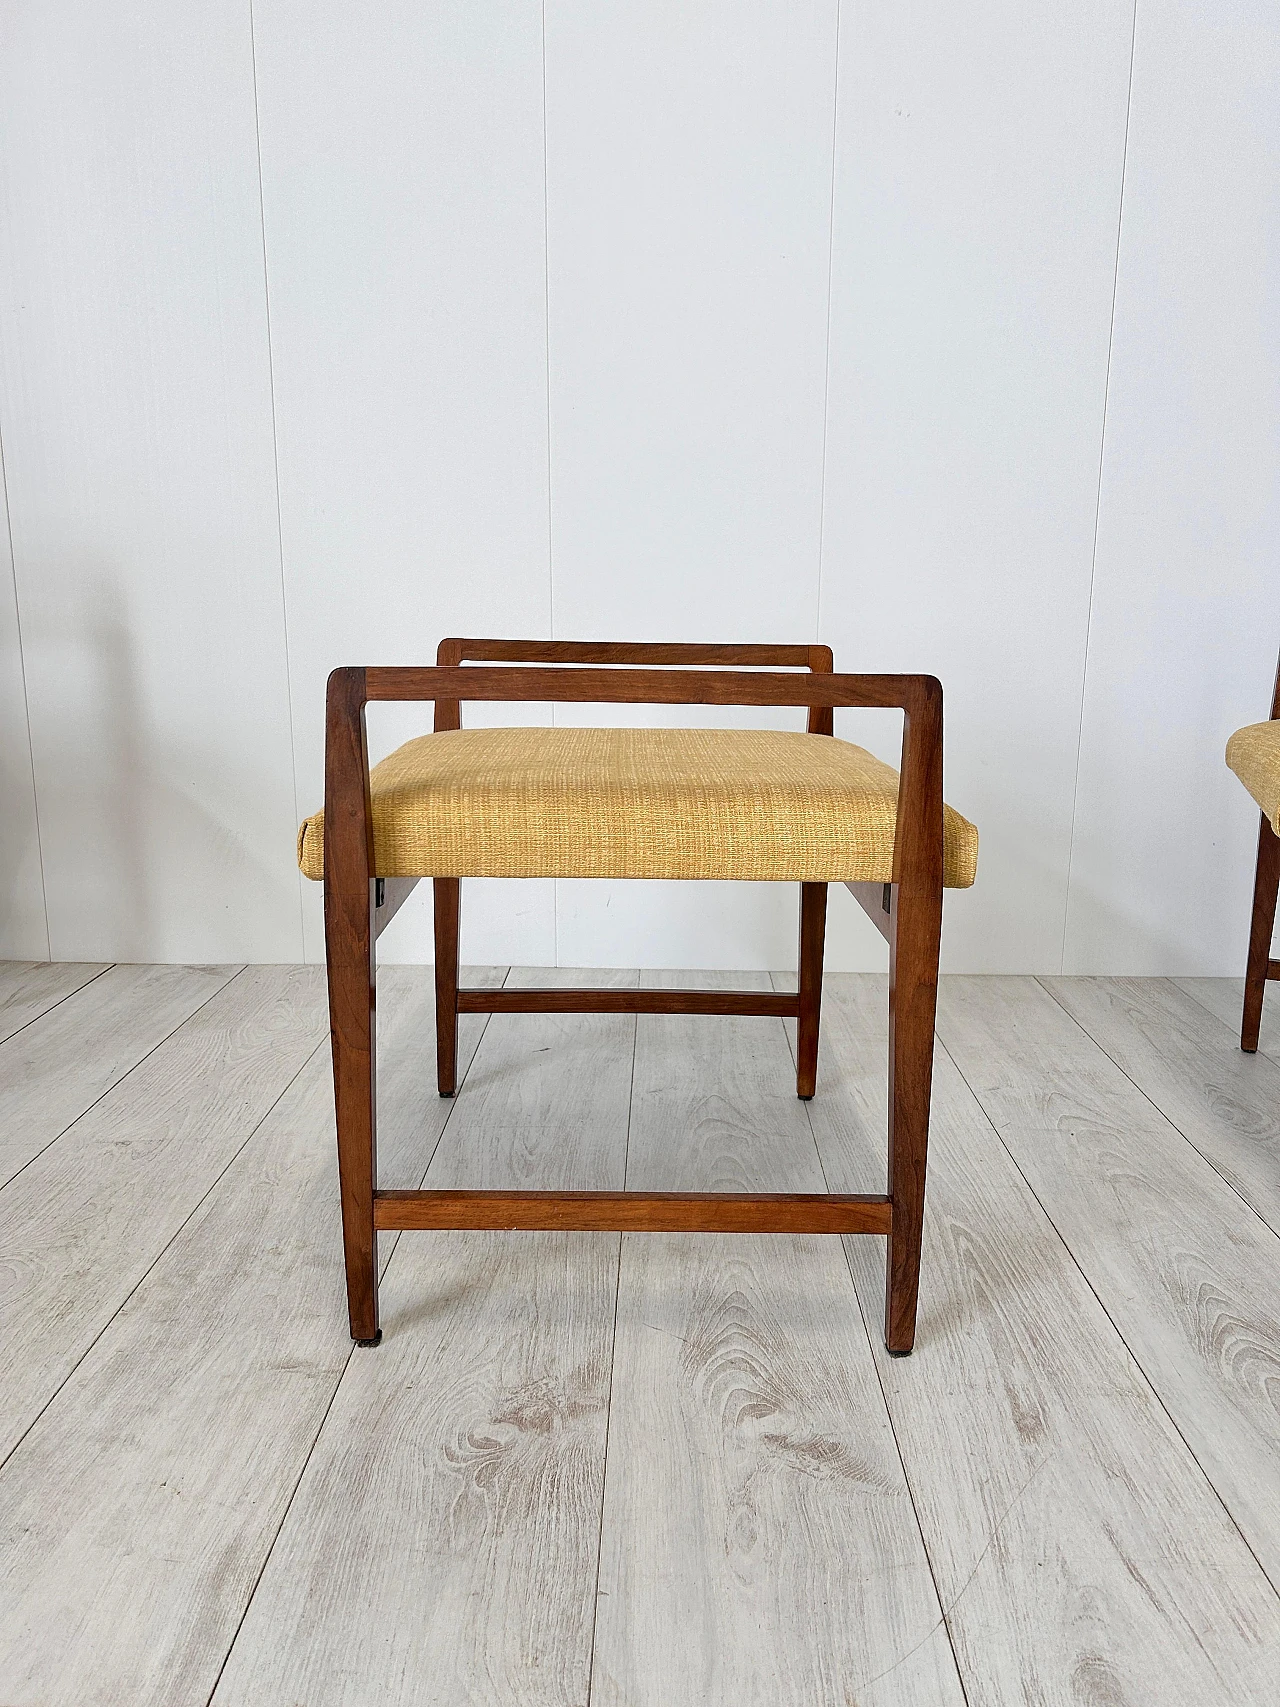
[[1227, 647, 1280, 1051], [298, 640, 978, 1354]]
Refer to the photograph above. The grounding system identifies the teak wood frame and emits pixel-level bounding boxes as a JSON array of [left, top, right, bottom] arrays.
[[1241, 647, 1280, 1052], [324, 638, 945, 1354]]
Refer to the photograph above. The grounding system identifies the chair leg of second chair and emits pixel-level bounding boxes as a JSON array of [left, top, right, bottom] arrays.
[[1242, 816, 1280, 1053]]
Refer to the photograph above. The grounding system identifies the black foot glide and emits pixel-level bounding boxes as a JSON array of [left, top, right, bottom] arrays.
[[354, 1330, 383, 1347], [886, 1347, 913, 1358]]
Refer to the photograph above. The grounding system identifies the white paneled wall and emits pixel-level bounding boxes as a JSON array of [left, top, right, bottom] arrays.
[[0, 1, 301, 963], [820, 0, 1136, 973], [251, 0, 555, 966], [0, 482, 44, 959], [544, 0, 836, 970], [0, 1, 1276, 974], [1063, 0, 1280, 973], [544, 0, 835, 640]]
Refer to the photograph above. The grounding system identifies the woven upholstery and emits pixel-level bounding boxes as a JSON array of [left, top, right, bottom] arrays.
[[298, 726, 977, 887], [1227, 721, 1280, 834]]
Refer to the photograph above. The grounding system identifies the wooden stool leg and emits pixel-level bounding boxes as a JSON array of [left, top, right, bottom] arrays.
[[884, 881, 942, 1355], [328, 902, 380, 1344], [435, 877, 460, 1095], [797, 881, 827, 1098], [1242, 816, 1280, 1052], [325, 669, 381, 1345]]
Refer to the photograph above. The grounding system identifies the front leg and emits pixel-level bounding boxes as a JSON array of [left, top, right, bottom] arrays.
[[884, 878, 942, 1355], [324, 667, 381, 1345]]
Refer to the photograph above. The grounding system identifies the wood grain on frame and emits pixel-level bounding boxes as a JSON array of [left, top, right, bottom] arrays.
[[324, 652, 944, 1351]]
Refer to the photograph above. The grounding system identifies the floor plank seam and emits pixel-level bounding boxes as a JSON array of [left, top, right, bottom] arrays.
[[0, 963, 248, 1200], [769, 971, 971, 1696], [854, 1452, 1054, 1699], [201, 1340, 359, 1707], [208, 973, 507, 1697], [787, 998, 974, 1704], [1176, 978, 1251, 1040], [374, 982, 500, 1278], [0, 961, 115, 1050], [411, 1005, 496, 1191], [1171, 976, 1280, 1065], [0, 1027, 329, 1484], [583, 1014, 638, 1705], [1032, 975, 1280, 1248], [14, 972, 1280, 1698], [936, 1028, 1280, 1606], [620, 1009, 639, 1194], [584, 1229, 626, 1707]]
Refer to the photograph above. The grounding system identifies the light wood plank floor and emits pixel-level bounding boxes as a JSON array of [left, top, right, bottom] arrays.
[[1, 963, 1279, 1705]]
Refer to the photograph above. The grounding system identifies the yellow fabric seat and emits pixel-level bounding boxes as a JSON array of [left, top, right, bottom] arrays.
[[298, 726, 978, 887], [1227, 721, 1280, 833]]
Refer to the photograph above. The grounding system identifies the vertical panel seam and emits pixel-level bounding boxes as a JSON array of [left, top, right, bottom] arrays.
[[1060, 0, 1140, 975], [249, 0, 306, 961], [814, 0, 843, 648], [0, 419, 52, 959], [542, 0, 556, 646], [543, 0, 561, 965]]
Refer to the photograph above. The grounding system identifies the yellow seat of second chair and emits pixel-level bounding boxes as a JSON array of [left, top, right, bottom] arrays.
[[1228, 721, 1280, 834], [297, 726, 978, 888]]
